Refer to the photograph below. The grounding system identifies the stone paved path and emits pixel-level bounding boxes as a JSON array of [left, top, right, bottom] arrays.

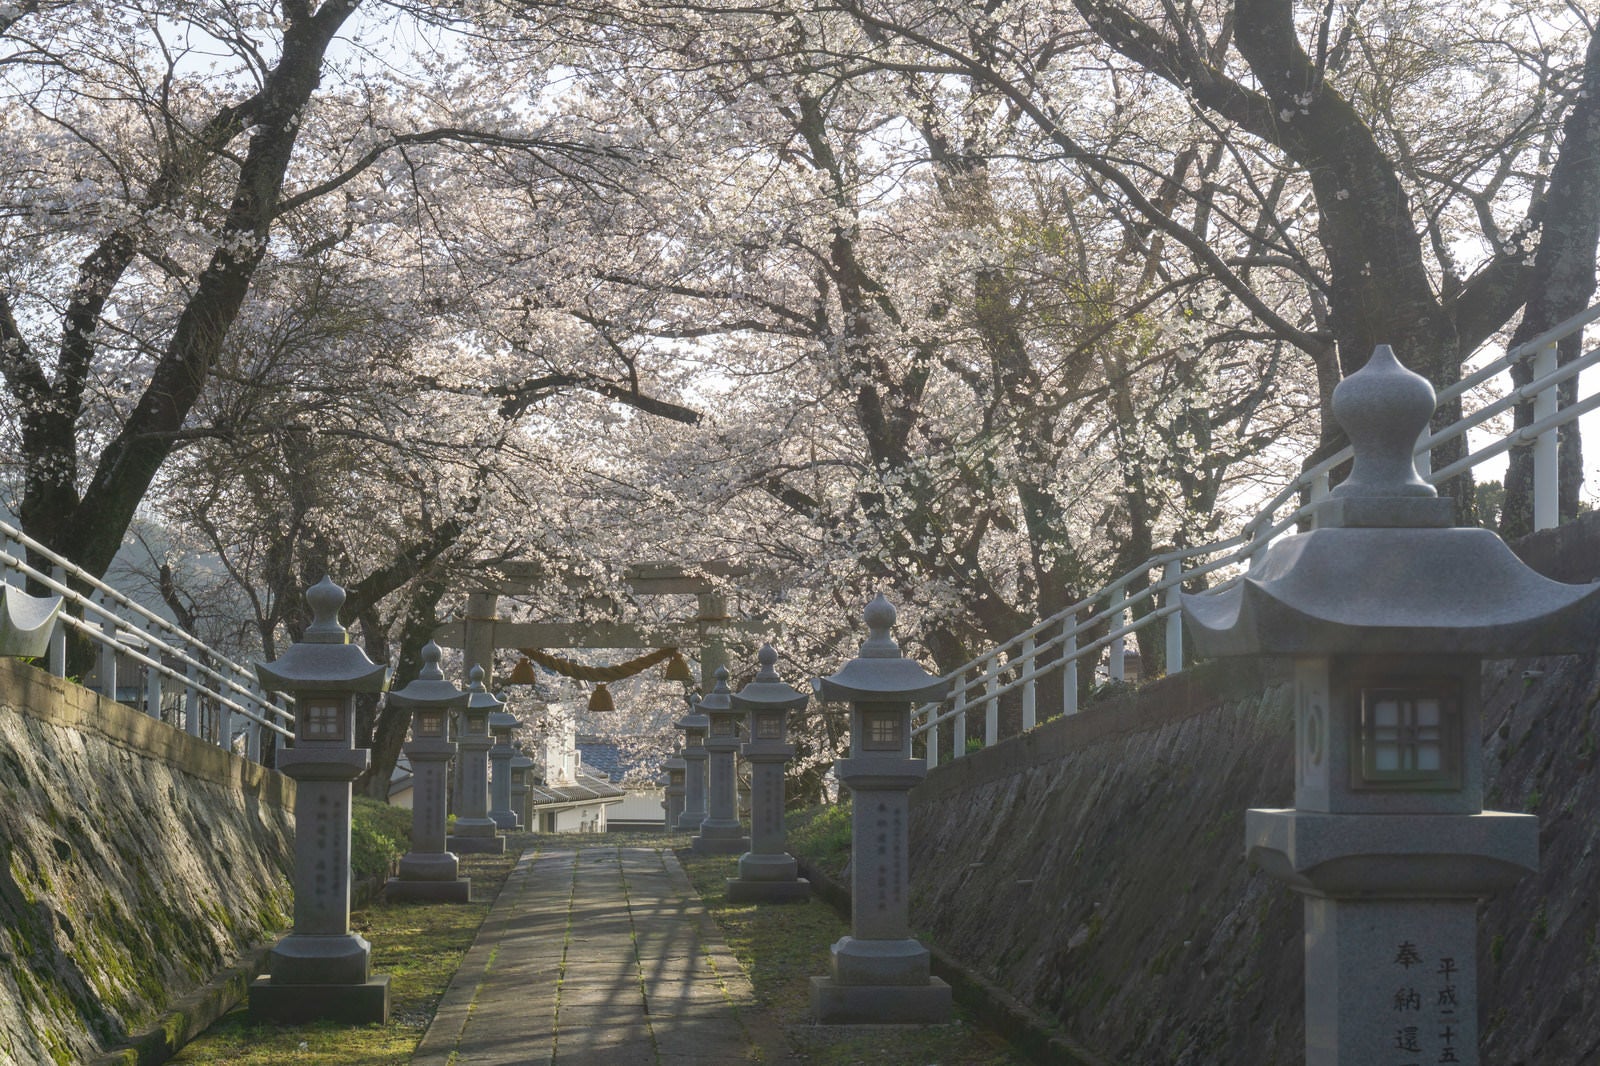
[[412, 844, 790, 1065]]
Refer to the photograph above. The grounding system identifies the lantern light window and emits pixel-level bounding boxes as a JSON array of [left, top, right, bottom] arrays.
[[302, 698, 346, 741], [862, 710, 902, 751], [1355, 682, 1461, 790]]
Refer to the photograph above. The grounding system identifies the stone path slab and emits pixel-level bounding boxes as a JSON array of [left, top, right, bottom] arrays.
[[413, 845, 789, 1065]]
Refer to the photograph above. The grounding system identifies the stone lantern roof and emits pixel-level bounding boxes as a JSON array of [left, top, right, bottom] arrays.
[[699, 666, 735, 714], [387, 642, 467, 709], [817, 594, 950, 703], [463, 665, 504, 713], [731, 644, 809, 711], [256, 576, 389, 693], [488, 709, 520, 733], [676, 694, 709, 733], [1182, 345, 1600, 657]]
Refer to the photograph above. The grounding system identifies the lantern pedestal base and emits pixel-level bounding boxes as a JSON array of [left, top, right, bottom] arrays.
[[386, 877, 471, 903], [737, 851, 799, 880], [249, 975, 390, 1024], [809, 976, 951, 1024], [727, 876, 810, 903], [449, 819, 505, 854], [447, 834, 505, 854], [267, 933, 372, 984], [397, 851, 459, 880], [727, 852, 808, 900], [692, 824, 749, 855]]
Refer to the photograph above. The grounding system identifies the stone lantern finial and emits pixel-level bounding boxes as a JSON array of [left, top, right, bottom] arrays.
[[712, 664, 731, 692], [755, 643, 780, 681], [860, 593, 899, 657], [467, 663, 487, 692], [303, 576, 348, 643], [1330, 344, 1436, 500], [417, 641, 445, 681]]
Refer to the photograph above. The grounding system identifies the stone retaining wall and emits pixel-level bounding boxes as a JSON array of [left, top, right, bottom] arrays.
[[0, 658, 295, 1064]]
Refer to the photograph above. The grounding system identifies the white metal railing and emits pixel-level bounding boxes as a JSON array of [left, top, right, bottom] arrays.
[[1, 516, 294, 758], [915, 302, 1600, 765]]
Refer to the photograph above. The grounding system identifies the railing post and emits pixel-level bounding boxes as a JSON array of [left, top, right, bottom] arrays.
[[247, 718, 262, 763], [184, 658, 202, 737], [1062, 613, 1079, 716], [218, 695, 233, 754], [144, 648, 162, 720], [984, 658, 999, 747], [1163, 561, 1184, 676], [98, 595, 118, 702], [1021, 636, 1036, 730], [1247, 521, 1271, 572], [1108, 586, 1126, 682], [952, 681, 967, 757], [1534, 340, 1560, 530], [1309, 472, 1331, 530], [48, 565, 67, 677], [925, 709, 940, 766]]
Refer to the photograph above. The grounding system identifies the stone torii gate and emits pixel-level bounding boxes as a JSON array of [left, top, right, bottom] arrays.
[[431, 561, 763, 827], [433, 560, 757, 688]]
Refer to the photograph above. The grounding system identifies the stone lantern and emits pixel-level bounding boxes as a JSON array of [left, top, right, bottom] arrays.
[[488, 705, 523, 830], [726, 644, 810, 903], [1181, 345, 1600, 1066], [810, 594, 952, 1024], [693, 666, 749, 854], [447, 666, 506, 855], [510, 744, 535, 831], [663, 747, 687, 830], [385, 641, 471, 903], [250, 576, 391, 1023], [675, 695, 709, 831]]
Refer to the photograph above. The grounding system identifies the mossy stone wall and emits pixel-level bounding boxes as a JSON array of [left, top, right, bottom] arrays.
[[0, 658, 294, 1065]]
